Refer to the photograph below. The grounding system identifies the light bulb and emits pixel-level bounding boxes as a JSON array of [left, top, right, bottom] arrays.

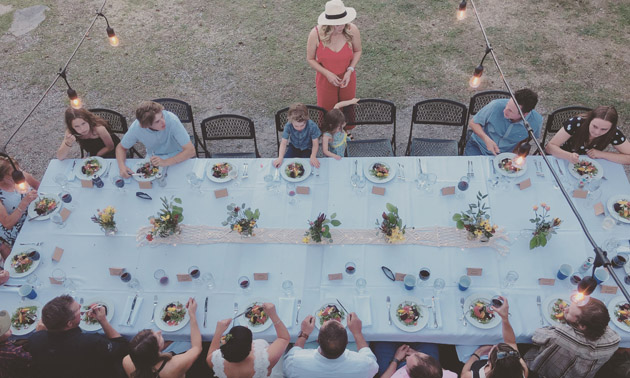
[[16, 181, 28, 194], [457, 9, 466, 20], [469, 75, 481, 88], [70, 97, 82, 109], [109, 35, 119, 46]]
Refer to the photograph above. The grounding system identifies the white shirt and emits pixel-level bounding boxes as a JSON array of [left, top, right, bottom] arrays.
[[283, 346, 378, 378]]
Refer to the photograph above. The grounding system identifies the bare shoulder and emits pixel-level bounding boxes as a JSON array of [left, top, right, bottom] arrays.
[[347, 23, 360, 34]]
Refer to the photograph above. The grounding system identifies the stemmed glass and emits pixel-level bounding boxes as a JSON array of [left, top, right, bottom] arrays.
[[356, 175, 366, 194], [54, 174, 69, 190], [456, 176, 469, 199], [186, 172, 203, 193], [154, 269, 169, 286], [501, 271, 519, 289], [424, 173, 437, 193], [286, 183, 297, 205], [282, 280, 294, 297], [238, 276, 251, 294], [112, 175, 125, 192], [433, 278, 445, 296], [202, 273, 215, 290], [229, 166, 239, 187], [355, 278, 367, 295]]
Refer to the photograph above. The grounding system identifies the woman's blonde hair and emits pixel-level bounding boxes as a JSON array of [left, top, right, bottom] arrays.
[[319, 24, 353, 46]]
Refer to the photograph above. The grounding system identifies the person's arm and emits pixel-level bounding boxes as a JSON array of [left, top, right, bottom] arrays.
[[295, 315, 315, 348], [263, 303, 291, 373], [171, 298, 202, 375], [94, 126, 116, 157], [25, 172, 40, 190], [274, 138, 289, 168], [493, 296, 517, 348], [469, 118, 500, 155], [340, 24, 362, 88], [545, 128, 580, 164], [115, 144, 133, 178], [322, 134, 340, 159], [94, 306, 121, 339], [306, 27, 341, 87], [347, 312, 368, 350], [56, 132, 76, 160], [587, 139, 630, 164], [461, 345, 492, 378], [334, 98, 359, 109], [122, 355, 134, 377], [310, 139, 320, 168], [380, 344, 409, 378], [0, 189, 38, 229], [206, 318, 232, 369], [151, 141, 195, 167]]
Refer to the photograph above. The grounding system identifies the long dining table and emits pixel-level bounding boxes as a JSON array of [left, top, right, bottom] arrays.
[[3, 156, 630, 348]]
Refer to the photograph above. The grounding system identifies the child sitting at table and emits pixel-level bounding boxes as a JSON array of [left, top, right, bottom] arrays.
[[321, 98, 359, 160], [273, 103, 321, 168]]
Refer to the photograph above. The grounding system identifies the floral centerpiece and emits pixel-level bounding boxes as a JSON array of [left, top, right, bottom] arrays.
[[303, 213, 341, 243], [376, 203, 406, 243], [146, 197, 184, 241], [223, 203, 260, 237], [91, 206, 117, 235], [529, 203, 562, 249], [453, 192, 498, 241]]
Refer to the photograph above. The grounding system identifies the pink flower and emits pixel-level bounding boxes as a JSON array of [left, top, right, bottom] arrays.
[[533, 205, 538, 211], [146, 234, 153, 241]]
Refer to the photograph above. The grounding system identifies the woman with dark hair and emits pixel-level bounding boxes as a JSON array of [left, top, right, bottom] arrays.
[[122, 298, 201, 378], [207, 303, 289, 378], [546, 105, 630, 164], [461, 297, 528, 378], [57, 107, 120, 160]]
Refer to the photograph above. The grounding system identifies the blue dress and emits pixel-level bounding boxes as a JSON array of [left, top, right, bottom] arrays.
[[324, 131, 347, 157]]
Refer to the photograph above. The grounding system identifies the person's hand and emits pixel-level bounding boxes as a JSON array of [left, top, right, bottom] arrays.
[[325, 71, 342, 87], [35, 320, 47, 331], [22, 189, 39, 206], [347, 312, 362, 334], [0, 270, 10, 285], [340, 70, 352, 88], [333, 154, 342, 160], [150, 156, 167, 167], [119, 166, 133, 179], [216, 318, 232, 332], [475, 345, 493, 356], [394, 344, 410, 361], [310, 156, 320, 168], [483, 137, 500, 155], [186, 298, 197, 318], [64, 134, 76, 146], [491, 296, 509, 320], [262, 302, 277, 316], [94, 306, 108, 322], [273, 158, 283, 168], [301, 315, 315, 334], [568, 152, 580, 164], [586, 149, 603, 159]]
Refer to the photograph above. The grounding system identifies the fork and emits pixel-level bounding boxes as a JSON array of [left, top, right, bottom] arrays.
[[398, 163, 406, 181], [295, 299, 302, 325], [469, 160, 475, 178], [20, 242, 43, 246], [460, 297, 468, 326], [150, 295, 158, 323], [536, 161, 545, 177], [242, 163, 249, 179], [536, 295, 544, 326]]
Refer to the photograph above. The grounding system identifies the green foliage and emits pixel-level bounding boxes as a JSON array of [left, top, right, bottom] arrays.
[[305, 212, 341, 243], [224, 203, 260, 236]]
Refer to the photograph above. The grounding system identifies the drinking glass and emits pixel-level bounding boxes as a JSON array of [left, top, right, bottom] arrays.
[[112, 175, 125, 191], [54, 173, 69, 190], [51, 213, 66, 229], [52, 268, 66, 284], [120, 270, 132, 283], [18, 284, 37, 300], [186, 172, 202, 192], [282, 280, 294, 297], [424, 173, 437, 193], [491, 295, 504, 308], [229, 167, 239, 187], [188, 266, 201, 279], [59, 191, 73, 204], [456, 176, 470, 199], [570, 272, 583, 285], [356, 175, 366, 194], [128, 278, 140, 290], [403, 275, 416, 290], [286, 183, 297, 205], [345, 262, 356, 275], [202, 273, 215, 290], [154, 269, 169, 285], [355, 278, 367, 295], [238, 276, 251, 293], [418, 267, 431, 284], [416, 173, 428, 191], [458, 275, 471, 291], [433, 278, 445, 296], [26, 273, 42, 288], [501, 271, 519, 289]]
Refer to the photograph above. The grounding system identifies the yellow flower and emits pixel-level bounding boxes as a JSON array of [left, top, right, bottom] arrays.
[[474, 229, 483, 236], [302, 236, 310, 243], [386, 226, 406, 243], [484, 224, 492, 232], [233, 224, 242, 233]]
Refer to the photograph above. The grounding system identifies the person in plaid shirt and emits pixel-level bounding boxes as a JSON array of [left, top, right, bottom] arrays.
[[0, 309, 31, 378]]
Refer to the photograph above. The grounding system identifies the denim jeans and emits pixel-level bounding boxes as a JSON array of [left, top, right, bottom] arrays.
[[284, 143, 312, 158]]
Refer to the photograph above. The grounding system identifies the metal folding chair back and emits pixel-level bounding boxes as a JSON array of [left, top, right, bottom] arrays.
[[152, 98, 204, 157], [200, 114, 260, 158], [541, 106, 591, 147], [405, 99, 467, 156], [274, 105, 326, 150], [344, 99, 396, 157], [463, 90, 511, 154], [88, 108, 142, 158]]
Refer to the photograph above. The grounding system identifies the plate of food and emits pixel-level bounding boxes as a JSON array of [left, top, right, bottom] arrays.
[[543, 295, 570, 326], [10, 300, 41, 336], [79, 297, 115, 332], [608, 296, 630, 333], [493, 152, 527, 178], [27, 194, 61, 220], [6, 248, 41, 278], [238, 300, 272, 333], [464, 293, 501, 329], [390, 297, 428, 333], [206, 162, 235, 183], [314, 301, 347, 329], [281, 159, 311, 183], [132, 159, 163, 182], [74, 156, 107, 180], [364, 161, 397, 184], [155, 299, 190, 332], [568, 157, 603, 181], [607, 195, 630, 224]]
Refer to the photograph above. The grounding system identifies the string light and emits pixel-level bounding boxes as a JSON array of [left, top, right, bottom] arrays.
[[457, 0, 467, 20], [0, 153, 27, 193], [469, 46, 491, 89], [96, 12, 119, 47], [59, 69, 82, 109]]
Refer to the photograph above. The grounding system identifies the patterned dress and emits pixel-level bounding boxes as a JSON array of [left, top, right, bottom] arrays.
[[0, 189, 26, 246]]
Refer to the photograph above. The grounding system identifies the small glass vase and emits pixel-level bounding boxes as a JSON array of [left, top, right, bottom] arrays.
[[102, 226, 117, 236], [466, 232, 476, 241]]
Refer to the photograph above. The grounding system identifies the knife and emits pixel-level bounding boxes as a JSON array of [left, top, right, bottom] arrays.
[[150, 295, 158, 323], [418, 158, 423, 175], [554, 159, 564, 175], [536, 295, 544, 326], [386, 296, 392, 325], [336, 299, 349, 315], [232, 302, 238, 322], [295, 299, 302, 325], [203, 296, 208, 328], [28, 214, 46, 222], [431, 296, 438, 328], [1, 284, 22, 287], [127, 294, 138, 325]]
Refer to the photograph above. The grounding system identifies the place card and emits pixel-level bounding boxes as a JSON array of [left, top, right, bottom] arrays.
[[296, 186, 310, 195], [573, 189, 588, 199], [395, 273, 406, 281], [80, 179, 93, 188], [49, 277, 64, 285], [538, 278, 556, 286], [593, 202, 605, 216], [52, 247, 64, 262], [328, 273, 343, 281], [372, 186, 385, 196], [214, 189, 228, 198], [109, 267, 123, 276], [601, 285, 618, 294], [441, 186, 455, 196], [466, 268, 482, 276], [139, 181, 152, 190], [59, 208, 71, 222], [254, 273, 269, 280], [518, 178, 531, 190], [177, 274, 192, 282]]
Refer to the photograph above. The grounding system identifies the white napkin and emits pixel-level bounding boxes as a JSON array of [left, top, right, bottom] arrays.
[[353, 295, 372, 326], [192, 160, 206, 180], [278, 297, 295, 328], [119, 295, 144, 327]]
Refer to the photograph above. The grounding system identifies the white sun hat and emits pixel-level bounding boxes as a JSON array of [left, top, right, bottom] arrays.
[[318, 0, 357, 26]]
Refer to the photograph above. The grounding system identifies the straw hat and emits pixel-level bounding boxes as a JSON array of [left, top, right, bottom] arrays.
[[318, 0, 356, 26], [0, 310, 10, 336]]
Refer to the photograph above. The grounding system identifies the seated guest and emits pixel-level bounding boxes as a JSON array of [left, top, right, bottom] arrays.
[[545, 105, 630, 165], [379, 344, 454, 378], [273, 103, 321, 169], [27, 295, 128, 378], [207, 303, 289, 378], [372, 341, 441, 377], [524, 297, 619, 378], [116, 101, 195, 178], [123, 298, 201, 378], [461, 296, 528, 378], [283, 313, 378, 378], [0, 155, 39, 263], [0, 309, 31, 377], [56, 107, 120, 160], [465, 88, 542, 156]]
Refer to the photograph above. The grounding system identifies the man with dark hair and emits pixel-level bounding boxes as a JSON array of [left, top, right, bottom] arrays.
[[284, 312, 378, 377], [465, 88, 543, 156], [27, 295, 128, 378], [524, 297, 620, 378]]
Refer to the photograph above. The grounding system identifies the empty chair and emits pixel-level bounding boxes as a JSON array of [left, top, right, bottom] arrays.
[[151, 98, 204, 157], [541, 106, 591, 147], [405, 99, 467, 156], [199, 114, 260, 158], [88, 108, 142, 158], [463, 90, 511, 154], [344, 99, 396, 157], [274, 105, 326, 151]]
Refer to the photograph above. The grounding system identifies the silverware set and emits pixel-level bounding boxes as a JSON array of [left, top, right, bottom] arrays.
[[150, 295, 158, 323], [242, 163, 249, 179], [535, 161, 545, 177], [19, 242, 43, 246], [127, 294, 138, 325], [467, 160, 475, 178], [232, 302, 239, 322], [203, 296, 209, 328], [536, 295, 544, 326], [398, 163, 406, 181], [431, 296, 438, 329], [386, 296, 392, 326], [460, 297, 468, 326]]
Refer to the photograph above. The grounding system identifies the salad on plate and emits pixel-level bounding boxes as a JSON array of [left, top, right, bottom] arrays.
[[469, 300, 495, 324], [136, 162, 160, 179], [81, 158, 102, 177], [10, 253, 34, 274], [573, 160, 599, 178], [316, 304, 345, 326], [34, 197, 58, 216], [285, 162, 305, 179], [245, 303, 268, 326], [369, 163, 389, 179], [396, 302, 421, 326], [211, 163, 232, 179], [613, 200, 630, 220], [162, 302, 187, 327], [550, 298, 569, 324], [498, 158, 522, 173], [11, 306, 38, 331], [615, 303, 630, 327], [82, 302, 108, 325]]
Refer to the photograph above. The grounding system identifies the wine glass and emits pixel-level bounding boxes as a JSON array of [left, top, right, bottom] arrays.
[[112, 175, 125, 192], [54, 173, 69, 190], [356, 175, 366, 194], [154, 269, 169, 286], [286, 183, 297, 205], [456, 176, 469, 199], [238, 276, 251, 294], [229, 166, 239, 187], [282, 280, 294, 297], [186, 172, 202, 193], [345, 262, 356, 275], [355, 278, 367, 295], [202, 273, 215, 290], [424, 173, 437, 193], [433, 278, 445, 296], [501, 271, 519, 289], [418, 267, 431, 285]]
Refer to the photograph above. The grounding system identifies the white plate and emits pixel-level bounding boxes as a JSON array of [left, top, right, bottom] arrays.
[[607, 195, 630, 224], [390, 297, 428, 333], [543, 295, 571, 326], [568, 157, 603, 181], [493, 153, 527, 178], [6, 248, 41, 278], [364, 161, 396, 184], [314, 301, 348, 329], [238, 299, 273, 333], [79, 297, 115, 332], [131, 159, 164, 182], [74, 156, 107, 180], [608, 296, 630, 333], [10, 300, 42, 336], [280, 159, 311, 183], [155, 298, 190, 332], [27, 194, 61, 221], [206, 162, 235, 183], [464, 292, 501, 329]]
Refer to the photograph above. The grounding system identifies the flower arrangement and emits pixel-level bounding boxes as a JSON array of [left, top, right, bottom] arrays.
[[529, 203, 562, 249], [376, 203, 406, 243], [223, 203, 260, 237], [302, 213, 341, 243], [91, 206, 116, 234], [452, 192, 498, 241], [146, 197, 184, 241]]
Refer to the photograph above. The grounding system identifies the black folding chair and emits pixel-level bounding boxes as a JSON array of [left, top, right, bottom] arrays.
[[463, 90, 511, 154], [152, 98, 204, 157], [405, 99, 467, 156], [344, 99, 397, 157], [199, 114, 260, 158], [274, 105, 326, 151], [88, 108, 142, 158], [541, 106, 591, 147]]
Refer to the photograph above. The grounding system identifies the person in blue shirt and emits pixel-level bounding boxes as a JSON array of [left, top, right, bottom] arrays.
[[116, 101, 196, 178], [465, 89, 542, 156], [273, 103, 322, 168]]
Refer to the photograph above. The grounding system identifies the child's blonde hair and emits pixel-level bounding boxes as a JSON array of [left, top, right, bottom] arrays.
[[321, 109, 345, 134], [287, 103, 309, 123]]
